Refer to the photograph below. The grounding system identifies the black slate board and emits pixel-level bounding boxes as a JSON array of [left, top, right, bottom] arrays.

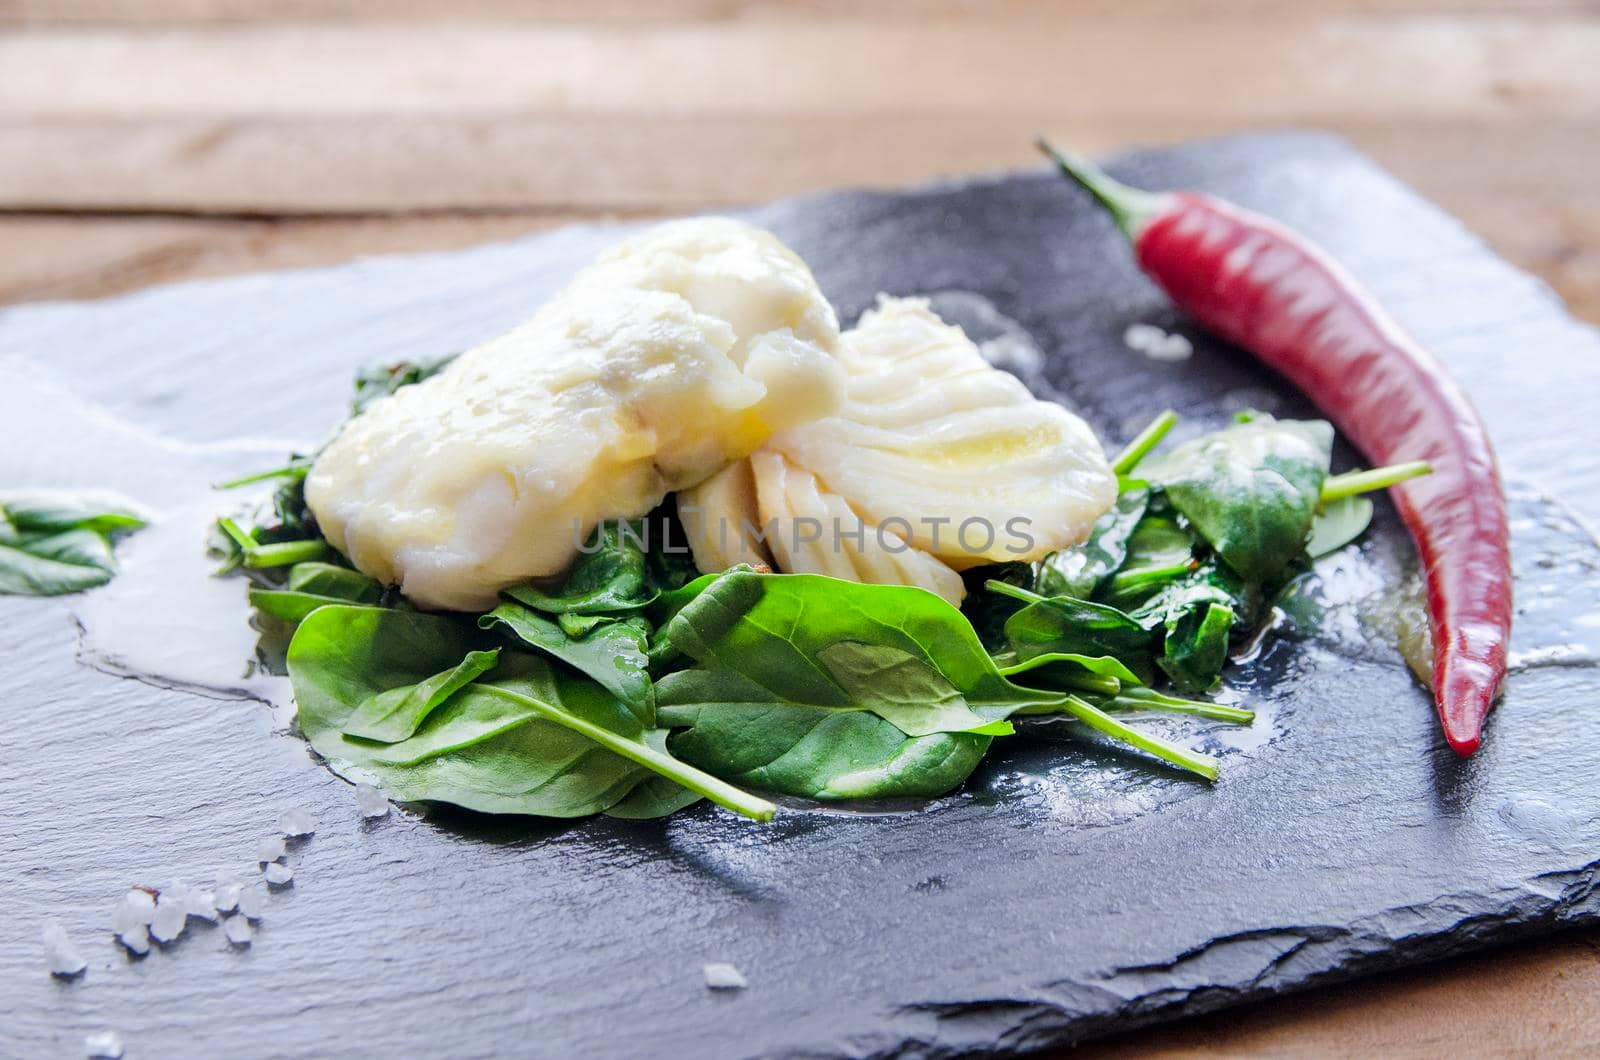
[[4, 132, 1600, 1059]]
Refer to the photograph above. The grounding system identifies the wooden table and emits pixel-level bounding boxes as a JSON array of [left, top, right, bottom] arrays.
[[3, 3, 1597, 1054]]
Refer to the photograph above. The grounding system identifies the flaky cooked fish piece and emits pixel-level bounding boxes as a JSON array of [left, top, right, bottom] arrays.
[[306, 219, 845, 611], [681, 296, 1116, 603]]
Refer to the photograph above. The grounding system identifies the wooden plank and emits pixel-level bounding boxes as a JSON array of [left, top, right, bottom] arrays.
[[0, 212, 653, 303], [5, 0, 1598, 25], [4, 20, 1596, 119], [3, 112, 1597, 213], [5, 187, 1597, 322], [1082, 927, 1600, 1058]]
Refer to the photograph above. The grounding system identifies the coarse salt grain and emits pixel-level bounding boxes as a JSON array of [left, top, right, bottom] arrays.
[[1122, 323, 1165, 352], [223, 915, 254, 946], [110, 890, 155, 934], [256, 835, 287, 864], [275, 807, 317, 838], [150, 896, 187, 944], [84, 1030, 124, 1059], [264, 862, 294, 888], [214, 880, 243, 914], [237, 884, 266, 920], [115, 924, 150, 957], [702, 962, 748, 990], [355, 782, 390, 819], [43, 922, 87, 978], [1146, 333, 1194, 362]]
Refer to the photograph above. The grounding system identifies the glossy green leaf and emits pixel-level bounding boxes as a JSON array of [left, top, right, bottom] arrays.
[[343, 648, 501, 743], [1145, 414, 1333, 582], [0, 490, 148, 535], [1035, 480, 1150, 599], [657, 572, 1061, 798], [1307, 495, 1375, 559], [998, 589, 1157, 684], [0, 527, 119, 596], [503, 521, 656, 615], [287, 561, 384, 602], [1158, 601, 1235, 693], [288, 606, 771, 820], [479, 602, 654, 718], [997, 651, 1144, 688]]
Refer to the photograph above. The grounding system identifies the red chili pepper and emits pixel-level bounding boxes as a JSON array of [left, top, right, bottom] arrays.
[[1039, 140, 1510, 756]]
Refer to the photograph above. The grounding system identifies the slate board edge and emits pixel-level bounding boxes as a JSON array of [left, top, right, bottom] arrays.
[[881, 866, 1600, 1058], [5, 130, 1598, 1059]]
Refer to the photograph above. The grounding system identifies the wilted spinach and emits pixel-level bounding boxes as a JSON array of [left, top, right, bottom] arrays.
[[1144, 413, 1333, 583], [351, 351, 459, 415], [479, 602, 654, 717], [289, 606, 772, 820], [0, 490, 147, 596], [1035, 481, 1151, 599]]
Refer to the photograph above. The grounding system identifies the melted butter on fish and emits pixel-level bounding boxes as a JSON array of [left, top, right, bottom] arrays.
[[306, 219, 844, 611]]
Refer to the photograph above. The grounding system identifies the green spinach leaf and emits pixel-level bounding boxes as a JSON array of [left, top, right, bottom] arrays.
[[1035, 480, 1150, 599], [343, 648, 501, 743], [1145, 414, 1333, 582], [352, 351, 458, 415], [0, 527, 119, 596], [479, 602, 654, 718], [993, 584, 1157, 684], [1307, 495, 1374, 559], [1158, 601, 1235, 692], [656, 572, 1062, 798], [503, 521, 654, 615], [0, 490, 147, 597], [0, 490, 148, 535], [658, 671, 995, 800], [288, 606, 771, 820]]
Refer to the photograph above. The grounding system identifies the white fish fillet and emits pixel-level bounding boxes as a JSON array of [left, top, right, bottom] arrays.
[[772, 296, 1115, 568], [306, 219, 845, 611], [682, 297, 1116, 603]]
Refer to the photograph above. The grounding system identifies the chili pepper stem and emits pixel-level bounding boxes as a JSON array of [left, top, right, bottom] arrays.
[[1320, 460, 1433, 504], [1112, 408, 1179, 474], [1037, 138, 1169, 239]]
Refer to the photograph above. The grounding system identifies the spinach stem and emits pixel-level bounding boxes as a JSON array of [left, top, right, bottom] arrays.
[[243, 539, 334, 569], [1320, 460, 1432, 503], [1112, 686, 1255, 724], [215, 461, 311, 490], [983, 579, 1048, 606], [488, 690, 775, 821], [1112, 409, 1180, 475], [1105, 561, 1193, 596], [999, 653, 1122, 697], [1059, 695, 1220, 780]]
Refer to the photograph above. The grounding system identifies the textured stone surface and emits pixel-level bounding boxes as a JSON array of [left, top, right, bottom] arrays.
[[3, 133, 1598, 1059]]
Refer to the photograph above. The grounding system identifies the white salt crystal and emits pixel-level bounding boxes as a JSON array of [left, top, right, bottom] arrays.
[[43, 922, 87, 978], [1123, 323, 1165, 352], [184, 888, 219, 923], [84, 1030, 124, 1058], [150, 896, 187, 944], [256, 835, 287, 863], [223, 914, 254, 946], [214, 880, 243, 914], [276, 807, 317, 838], [111, 890, 155, 934], [114, 924, 150, 957], [355, 782, 390, 819], [237, 884, 265, 920], [264, 862, 294, 887], [702, 962, 748, 990], [1146, 332, 1194, 362]]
